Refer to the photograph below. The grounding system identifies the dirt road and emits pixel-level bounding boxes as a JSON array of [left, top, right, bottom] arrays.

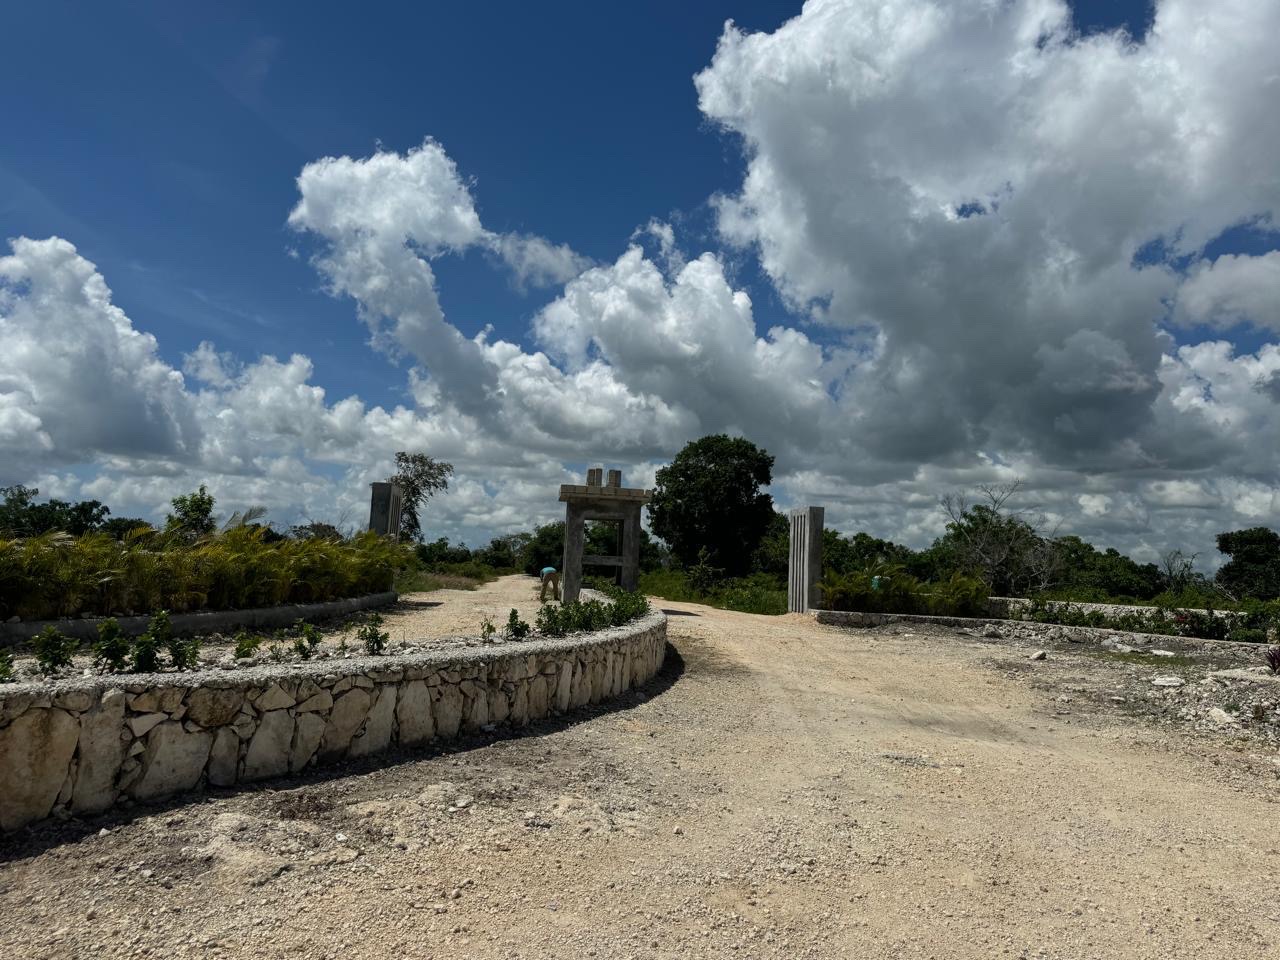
[[2, 576, 1277, 959]]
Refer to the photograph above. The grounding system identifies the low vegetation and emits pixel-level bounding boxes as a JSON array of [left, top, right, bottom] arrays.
[[0, 527, 409, 621], [91, 617, 130, 672], [638, 569, 787, 615], [535, 585, 650, 637], [1009, 597, 1280, 644], [357, 613, 390, 656], [818, 566, 989, 618]]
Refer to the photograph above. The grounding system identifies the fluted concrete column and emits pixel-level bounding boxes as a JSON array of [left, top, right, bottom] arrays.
[[788, 506, 824, 612]]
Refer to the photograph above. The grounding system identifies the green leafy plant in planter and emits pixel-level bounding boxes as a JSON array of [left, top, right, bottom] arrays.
[[168, 634, 201, 671], [357, 613, 389, 656], [130, 624, 162, 673], [233, 631, 263, 659], [32, 626, 77, 674], [92, 617, 130, 673], [534, 587, 649, 638], [505, 609, 530, 641], [479, 615, 497, 643], [292, 620, 322, 659]]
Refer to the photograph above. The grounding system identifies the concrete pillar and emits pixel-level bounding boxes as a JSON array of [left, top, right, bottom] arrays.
[[788, 506, 824, 613], [621, 504, 641, 591], [368, 482, 404, 537], [606, 469, 622, 488], [562, 503, 586, 603], [586, 467, 603, 487]]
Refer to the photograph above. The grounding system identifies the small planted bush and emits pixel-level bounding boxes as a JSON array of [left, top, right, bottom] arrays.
[[92, 617, 130, 673], [130, 629, 161, 673], [293, 620, 322, 659], [1266, 647, 1280, 675], [534, 587, 649, 638], [32, 626, 77, 674], [506, 608, 531, 641], [0, 647, 13, 683], [479, 615, 496, 643], [233, 630, 263, 659], [168, 634, 201, 671], [358, 613, 389, 656]]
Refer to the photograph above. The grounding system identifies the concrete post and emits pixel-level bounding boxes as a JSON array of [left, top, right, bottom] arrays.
[[788, 506, 824, 613], [562, 503, 586, 603], [621, 503, 641, 591], [368, 482, 404, 537]]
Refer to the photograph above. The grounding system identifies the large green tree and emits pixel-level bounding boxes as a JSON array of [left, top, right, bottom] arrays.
[[0, 485, 110, 537], [1216, 527, 1280, 600], [648, 435, 775, 576], [389, 451, 454, 542], [165, 485, 216, 538]]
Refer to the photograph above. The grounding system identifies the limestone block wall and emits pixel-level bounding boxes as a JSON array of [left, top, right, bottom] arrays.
[[985, 597, 1246, 623], [0, 610, 666, 832]]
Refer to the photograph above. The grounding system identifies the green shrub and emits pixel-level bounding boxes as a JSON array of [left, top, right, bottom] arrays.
[[479, 615, 496, 643], [92, 617, 130, 672], [292, 620, 322, 659], [233, 631, 263, 659], [130, 629, 161, 673], [638, 568, 785, 615], [358, 613, 389, 656], [686, 548, 723, 595], [0, 528, 411, 621], [926, 573, 989, 617], [1230, 627, 1269, 644], [818, 563, 924, 614], [716, 575, 788, 615], [506, 609, 530, 641], [32, 626, 77, 673], [168, 634, 201, 671], [534, 587, 649, 637], [0, 647, 13, 682]]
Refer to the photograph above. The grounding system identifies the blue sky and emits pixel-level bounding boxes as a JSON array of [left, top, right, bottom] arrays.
[[2, 0, 1278, 560], [4, 1, 794, 406], [4, 0, 1168, 402]]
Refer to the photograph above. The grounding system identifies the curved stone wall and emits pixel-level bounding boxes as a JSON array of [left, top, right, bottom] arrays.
[[0, 609, 666, 832]]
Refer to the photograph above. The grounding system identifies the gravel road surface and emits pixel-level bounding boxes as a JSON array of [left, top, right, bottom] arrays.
[[2, 575, 1276, 959]]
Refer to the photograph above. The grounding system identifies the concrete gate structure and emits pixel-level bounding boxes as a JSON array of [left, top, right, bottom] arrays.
[[559, 468, 652, 603]]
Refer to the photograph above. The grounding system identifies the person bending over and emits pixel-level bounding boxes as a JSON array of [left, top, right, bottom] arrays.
[[540, 566, 561, 601]]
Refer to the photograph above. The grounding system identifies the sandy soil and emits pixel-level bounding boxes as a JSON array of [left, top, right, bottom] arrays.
[[2, 575, 1278, 959], [4, 577, 554, 676]]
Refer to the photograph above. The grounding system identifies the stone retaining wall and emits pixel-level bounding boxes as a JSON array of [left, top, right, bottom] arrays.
[[0, 592, 399, 647], [985, 596, 1246, 622], [816, 609, 1262, 665], [0, 609, 667, 832]]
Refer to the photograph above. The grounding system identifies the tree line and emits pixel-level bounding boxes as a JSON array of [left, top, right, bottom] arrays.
[[4, 435, 1278, 606]]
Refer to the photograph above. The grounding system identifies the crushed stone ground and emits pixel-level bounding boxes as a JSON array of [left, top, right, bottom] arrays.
[[2, 575, 1278, 959]]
